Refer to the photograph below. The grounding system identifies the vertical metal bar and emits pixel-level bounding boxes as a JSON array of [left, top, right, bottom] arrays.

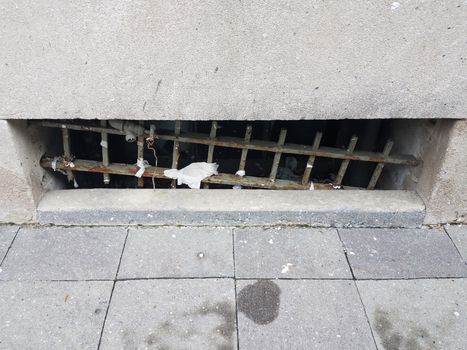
[[61, 127, 74, 183], [204, 121, 218, 188], [367, 139, 394, 190], [239, 124, 253, 172], [301, 131, 322, 185], [100, 121, 110, 185], [335, 135, 358, 186], [171, 120, 181, 188], [136, 121, 144, 187], [269, 128, 287, 181]]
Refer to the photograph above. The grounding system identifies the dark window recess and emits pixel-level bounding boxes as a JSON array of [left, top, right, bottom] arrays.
[[36, 119, 419, 190]]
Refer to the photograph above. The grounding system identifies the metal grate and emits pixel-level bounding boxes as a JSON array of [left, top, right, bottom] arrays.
[[38, 120, 419, 190]]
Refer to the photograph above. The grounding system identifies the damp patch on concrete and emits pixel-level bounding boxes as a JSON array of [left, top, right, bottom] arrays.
[[237, 280, 281, 325]]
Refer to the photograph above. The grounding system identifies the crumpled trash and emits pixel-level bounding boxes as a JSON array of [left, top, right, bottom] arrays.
[[164, 162, 218, 189], [135, 158, 149, 178]]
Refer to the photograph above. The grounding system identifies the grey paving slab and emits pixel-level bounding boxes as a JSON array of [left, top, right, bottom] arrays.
[[234, 227, 351, 278], [357, 279, 467, 350], [0, 225, 18, 263], [339, 228, 467, 279], [446, 225, 467, 263], [118, 227, 234, 278], [0, 280, 112, 349], [0, 226, 127, 281], [236, 279, 376, 350], [101, 279, 237, 350]]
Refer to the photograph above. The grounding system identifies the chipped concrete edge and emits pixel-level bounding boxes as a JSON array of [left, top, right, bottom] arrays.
[[36, 189, 425, 228]]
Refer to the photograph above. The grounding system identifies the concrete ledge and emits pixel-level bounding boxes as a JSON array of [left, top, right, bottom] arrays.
[[37, 189, 425, 228]]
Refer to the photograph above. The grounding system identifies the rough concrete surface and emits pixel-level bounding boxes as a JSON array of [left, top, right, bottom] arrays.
[[236, 279, 376, 350], [234, 227, 351, 278], [0, 225, 18, 262], [417, 119, 467, 224], [37, 189, 426, 227], [340, 228, 467, 279], [0, 226, 127, 281], [0, 280, 113, 350], [0, 121, 39, 223], [118, 227, 234, 278], [1, 1, 466, 121], [446, 225, 467, 264], [100, 279, 237, 350], [357, 279, 467, 350]]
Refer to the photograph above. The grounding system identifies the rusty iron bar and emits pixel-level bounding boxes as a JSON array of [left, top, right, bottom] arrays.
[[40, 157, 359, 191], [239, 124, 253, 172], [100, 121, 110, 185], [204, 121, 218, 189], [171, 120, 181, 188], [301, 131, 322, 186], [61, 128, 74, 183], [335, 135, 358, 186], [269, 128, 287, 181], [367, 140, 394, 190], [38, 121, 419, 166], [136, 121, 145, 187]]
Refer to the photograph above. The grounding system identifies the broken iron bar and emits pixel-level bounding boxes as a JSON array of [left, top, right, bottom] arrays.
[[40, 157, 351, 190]]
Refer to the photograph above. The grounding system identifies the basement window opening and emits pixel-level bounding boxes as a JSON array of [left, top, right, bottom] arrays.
[[36, 119, 420, 190]]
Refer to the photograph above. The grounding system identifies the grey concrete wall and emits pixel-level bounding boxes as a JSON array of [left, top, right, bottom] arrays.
[[0, 120, 62, 223], [1, 1, 466, 121], [416, 119, 467, 224]]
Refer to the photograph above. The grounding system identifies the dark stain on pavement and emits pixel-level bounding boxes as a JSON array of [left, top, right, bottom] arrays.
[[144, 300, 236, 350], [374, 307, 437, 350], [237, 280, 281, 325], [194, 301, 236, 343]]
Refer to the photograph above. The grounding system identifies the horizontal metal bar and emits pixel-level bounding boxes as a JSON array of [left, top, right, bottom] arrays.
[[40, 157, 357, 190], [38, 121, 419, 166]]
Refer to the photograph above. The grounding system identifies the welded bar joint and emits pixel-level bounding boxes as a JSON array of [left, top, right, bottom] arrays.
[[302, 131, 322, 186], [269, 128, 287, 181], [335, 135, 358, 186], [61, 127, 74, 183], [367, 140, 394, 190]]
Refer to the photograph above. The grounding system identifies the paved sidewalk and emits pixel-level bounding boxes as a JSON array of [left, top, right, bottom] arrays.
[[0, 224, 466, 349]]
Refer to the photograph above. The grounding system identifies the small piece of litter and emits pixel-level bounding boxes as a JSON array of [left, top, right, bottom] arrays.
[[349, 251, 356, 255], [135, 158, 149, 178], [309, 182, 315, 190], [100, 140, 108, 148], [391, 2, 400, 10], [197, 252, 205, 259], [235, 170, 246, 177], [268, 238, 274, 244], [281, 263, 294, 274], [171, 234, 176, 238], [306, 163, 313, 169], [51, 157, 60, 171], [453, 311, 460, 317], [233, 185, 242, 190], [73, 178, 79, 188], [164, 162, 219, 189]]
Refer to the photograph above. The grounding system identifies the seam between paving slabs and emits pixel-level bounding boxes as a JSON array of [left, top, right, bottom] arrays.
[[336, 228, 380, 350], [232, 228, 241, 350], [352, 280, 380, 350], [443, 225, 467, 264], [0, 276, 463, 283], [97, 227, 130, 350], [0, 226, 21, 266], [11, 222, 427, 229]]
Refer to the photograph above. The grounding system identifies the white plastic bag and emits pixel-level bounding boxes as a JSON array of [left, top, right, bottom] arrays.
[[164, 162, 219, 189]]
